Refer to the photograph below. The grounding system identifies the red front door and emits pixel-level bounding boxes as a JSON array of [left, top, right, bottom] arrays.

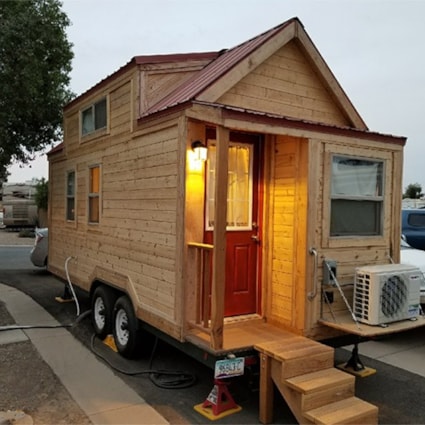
[[205, 132, 262, 317]]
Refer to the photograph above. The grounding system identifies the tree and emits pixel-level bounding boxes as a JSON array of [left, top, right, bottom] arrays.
[[34, 177, 48, 210], [0, 0, 74, 181], [34, 177, 48, 227], [403, 183, 423, 199]]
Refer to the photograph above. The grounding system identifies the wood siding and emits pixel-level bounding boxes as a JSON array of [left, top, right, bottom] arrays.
[[48, 26, 407, 349], [305, 137, 403, 339], [49, 71, 184, 337], [217, 41, 350, 127], [268, 135, 308, 331], [139, 58, 213, 115], [262, 131, 404, 338]]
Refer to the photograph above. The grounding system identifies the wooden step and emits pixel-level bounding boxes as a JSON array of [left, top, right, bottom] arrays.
[[285, 368, 355, 411], [304, 396, 379, 425], [254, 337, 309, 357], [286, 368, 354, 393], [256, 338, 335, 379], [281, 347, 335, 379], [256, 338, 334, 361]]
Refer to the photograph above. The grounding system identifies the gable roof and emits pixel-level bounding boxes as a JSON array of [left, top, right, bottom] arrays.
[[64, 51, 219, 111], [142, 17, 367, 130]]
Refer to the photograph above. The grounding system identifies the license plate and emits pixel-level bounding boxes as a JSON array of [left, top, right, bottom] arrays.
[[214, 357, 245, 379]]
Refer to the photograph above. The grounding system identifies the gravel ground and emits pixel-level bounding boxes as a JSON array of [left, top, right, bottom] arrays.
[[0, 229, 91, 424], [0, 228, 36, 245], [0, 303, 91, 425]]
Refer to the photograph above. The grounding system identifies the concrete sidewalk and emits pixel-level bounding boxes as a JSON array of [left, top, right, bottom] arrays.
[[0, 283, 169, 425]]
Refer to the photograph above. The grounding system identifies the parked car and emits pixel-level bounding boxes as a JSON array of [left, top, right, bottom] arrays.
[[402, 209, 425, 250], [30, 228, 48, 267], [400, 236, 425, 303]]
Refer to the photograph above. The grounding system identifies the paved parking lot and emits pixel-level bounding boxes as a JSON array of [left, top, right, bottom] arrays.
[[344, 327, 425, 378], [2, 234, 425, 424]]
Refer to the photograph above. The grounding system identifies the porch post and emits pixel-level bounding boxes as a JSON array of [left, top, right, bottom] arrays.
[[211, 125, 229, 350]]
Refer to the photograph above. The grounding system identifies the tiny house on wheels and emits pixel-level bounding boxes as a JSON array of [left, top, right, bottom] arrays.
[[48, 18, 425, 424]]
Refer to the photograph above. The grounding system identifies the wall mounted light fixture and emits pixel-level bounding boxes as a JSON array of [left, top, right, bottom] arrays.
[[191, 140, 208, 161]]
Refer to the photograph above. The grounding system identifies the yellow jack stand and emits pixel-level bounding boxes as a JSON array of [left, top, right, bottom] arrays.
[[54, 296, 74, 303], [102, 335, 118, 352], [194, 379, 242, 420], [55, 285, 74, 303], [337, 343, 376, 378]]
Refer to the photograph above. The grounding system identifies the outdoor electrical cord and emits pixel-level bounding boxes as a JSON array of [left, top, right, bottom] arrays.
[[90, 333, 197, 389], [0, 313, 197, 390], [1, 255, 197, 389], [0, 309, 91, 331]]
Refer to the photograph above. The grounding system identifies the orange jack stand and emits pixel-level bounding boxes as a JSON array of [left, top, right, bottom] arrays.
[[194, 379, 242, 420]]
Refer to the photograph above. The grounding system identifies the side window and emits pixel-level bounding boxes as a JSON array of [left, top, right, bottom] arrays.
[[408, 213, 425, 227], [81, 97, 107, 136], [66, 171, 75, 221], [330, 155, 384, 236], [88, 166, 100, 223]]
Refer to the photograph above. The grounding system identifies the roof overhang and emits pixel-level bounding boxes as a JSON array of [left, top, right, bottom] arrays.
[[138, 100, 406, 146]]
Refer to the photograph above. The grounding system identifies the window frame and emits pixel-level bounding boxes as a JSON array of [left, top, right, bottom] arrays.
[[88, 165, 101, 224], [322, 145, 391, 248], [330, 154, 384, 237], [66, 170, 76, 221], [80, 97, 108, 138]]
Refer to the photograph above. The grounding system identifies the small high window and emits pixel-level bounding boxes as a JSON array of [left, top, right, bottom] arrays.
[[66, 171, 75, 221], [81, 98, 107, 136], [330, 155, 384, 236], [88, 166, 100, 223]]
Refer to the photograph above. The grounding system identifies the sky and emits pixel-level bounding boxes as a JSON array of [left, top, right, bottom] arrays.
[[8, 0, 425, 191]]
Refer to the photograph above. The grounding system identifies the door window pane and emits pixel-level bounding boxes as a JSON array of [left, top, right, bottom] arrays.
[[207, 142, 253, 230]]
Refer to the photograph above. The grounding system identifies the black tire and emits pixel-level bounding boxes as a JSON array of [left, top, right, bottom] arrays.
[[113, 296, 141, 358], [91, 286, 116, 339]]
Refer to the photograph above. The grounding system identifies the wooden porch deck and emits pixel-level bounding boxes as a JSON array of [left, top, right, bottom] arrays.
[[185, 317, 299, 355], [185, 312, 425, 356], [319, 311, 425, 337]]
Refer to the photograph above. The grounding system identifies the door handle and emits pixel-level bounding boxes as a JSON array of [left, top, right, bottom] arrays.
[[251, 235, 261, 244]]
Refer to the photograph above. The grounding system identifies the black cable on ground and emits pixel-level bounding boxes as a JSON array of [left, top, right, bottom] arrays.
[[0, 309, 91, 331], [90, 334, 197, 389]]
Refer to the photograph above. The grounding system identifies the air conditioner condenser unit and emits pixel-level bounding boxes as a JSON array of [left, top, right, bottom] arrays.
[[353, 263, 422, 326]]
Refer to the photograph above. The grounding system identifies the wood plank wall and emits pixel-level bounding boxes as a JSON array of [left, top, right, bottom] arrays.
[[306, 137, 403, 339], [268, 135, 308, 331], [264, 132, 403, 339], [217, 40, 350, 127], [49, 72, 183, 333]]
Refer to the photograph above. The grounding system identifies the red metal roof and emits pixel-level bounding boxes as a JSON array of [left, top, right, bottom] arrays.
[[47, 142, 64, 156], [142, 18, 298, 117], [65, 52, 220, 111], [134, 52, 219, 65]]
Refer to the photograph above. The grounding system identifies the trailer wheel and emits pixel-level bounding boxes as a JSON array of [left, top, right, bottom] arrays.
[[113, 296, 140, 358], [92, 286, 116, 339]]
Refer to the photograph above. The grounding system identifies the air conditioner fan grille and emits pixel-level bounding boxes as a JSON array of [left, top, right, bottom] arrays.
[[381, 275, 408, 317]]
